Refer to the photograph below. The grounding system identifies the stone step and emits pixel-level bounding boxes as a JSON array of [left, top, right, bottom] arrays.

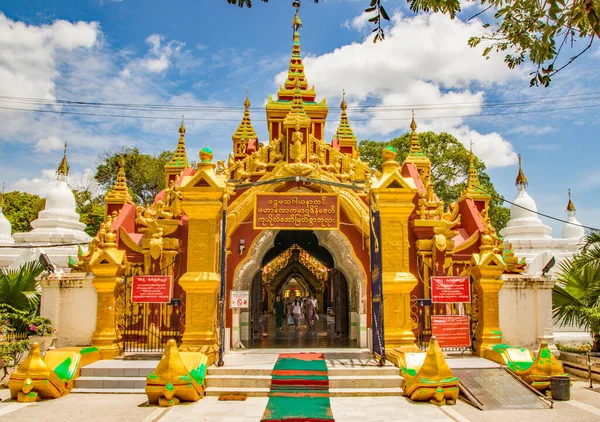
[[327, 367, 399, 377], [328, 387, 404, 397], [207, 366, 399, 377], [329, 375, 402, 389], [74, 376, 147, 390], [206, 375, 273, 388], [204, 373, 403, 391], [71, 388, 145, 394], [80, 361, 156, 378], [205, 387, 270, 397], [204, 387, 404, 397], [207, 367, 273, 376]]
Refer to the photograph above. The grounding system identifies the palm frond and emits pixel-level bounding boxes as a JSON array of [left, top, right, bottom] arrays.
[[0, 260, 45, 312]]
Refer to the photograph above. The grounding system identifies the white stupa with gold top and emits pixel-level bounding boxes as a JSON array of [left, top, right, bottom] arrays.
[[500, 156, 584, 275], [4, 144, 92, 269]]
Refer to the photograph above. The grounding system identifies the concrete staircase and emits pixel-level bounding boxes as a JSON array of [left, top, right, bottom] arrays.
[[72, 360, 155, 394], [205, 363, 403, 397], [71, 350, 404, 397]]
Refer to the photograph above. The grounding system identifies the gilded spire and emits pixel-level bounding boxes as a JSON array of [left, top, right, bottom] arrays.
[[461, 141, 489, 201], [166, 118, 189, 168], [566, 189, 576, 216], [333, 90, 357, 148], [515, 154, 528, 190], [104, 150, 133, 205], [404, 111, 430, 169], [232, 91, 258, 143], [283, 77, 311, 128], [406, 111, 426, 159], [277, 1, 314, 101], [56, 142, 70, 181]]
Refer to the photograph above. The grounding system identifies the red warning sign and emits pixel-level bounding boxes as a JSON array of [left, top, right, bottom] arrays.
[[431, 315, 471, 348]]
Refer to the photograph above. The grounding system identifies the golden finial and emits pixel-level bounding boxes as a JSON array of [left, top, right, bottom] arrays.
[[292, 1, 302, 32], [179, 116, 186, 136], [405, 111, 428, 165], [244, 88, 251, 109], [333, 89, 356, 148], [460, 140, 489, 201], [168, 119, 189, 168], [105, 147, 133, 205], [232, 89, 258, 146], [56, 142, 70, 180], [515, 154, 528, 189], [566, 189, 576, 214]]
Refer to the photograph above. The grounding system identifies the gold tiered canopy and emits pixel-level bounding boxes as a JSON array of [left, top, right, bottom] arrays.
[[56, 142, 70, 180]]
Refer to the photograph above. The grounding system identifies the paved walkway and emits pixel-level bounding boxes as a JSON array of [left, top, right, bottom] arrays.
[[2, 378, 600, 421]]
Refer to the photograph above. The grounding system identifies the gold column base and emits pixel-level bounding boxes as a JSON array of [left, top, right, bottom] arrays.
[[179, 271, 220, 353], [91, 276, 122, 359], [383, 272, 418, 349]]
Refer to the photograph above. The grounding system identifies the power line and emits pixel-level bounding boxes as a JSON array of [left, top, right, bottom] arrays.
[[479, 186, 600, 232], [2, 90, 600, 111], [1, 102, 599, 122]]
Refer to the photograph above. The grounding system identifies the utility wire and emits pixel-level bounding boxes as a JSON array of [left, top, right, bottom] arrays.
[[2, 90, 600, 111], [477, 185, 600, 232], [1, 102, 599, 122]]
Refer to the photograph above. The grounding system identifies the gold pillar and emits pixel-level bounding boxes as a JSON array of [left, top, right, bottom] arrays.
[[470, 234, 507, 356], [372, 154, 419, 350], [89, 238, 126, 359], [178, 154, 226, 360], [91, 276, 121, 359]]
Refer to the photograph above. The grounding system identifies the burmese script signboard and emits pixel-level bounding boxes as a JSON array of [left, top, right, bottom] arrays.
[[431, 315, 471, 348], [132, 275, 173, 303], [254, 193, 339, 230], [431, 276, 471, 303]]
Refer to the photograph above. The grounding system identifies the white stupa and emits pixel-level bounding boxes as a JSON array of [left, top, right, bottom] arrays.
[[499, 156, 584, 276], [0, 185, 15, 245], [5, 144, 92, 269]]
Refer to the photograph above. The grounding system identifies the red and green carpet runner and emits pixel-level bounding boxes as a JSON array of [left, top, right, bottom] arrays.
[[261, 353, 335, 422]]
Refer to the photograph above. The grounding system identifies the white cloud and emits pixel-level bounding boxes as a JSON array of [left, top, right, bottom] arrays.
[[35, 136, 65, 152], [0, 13, 98, 100], [11, 168, 98, 197], [507, 125, 556, 136], [277, 12, 523, 168], [0, 13, 230, 197], [343, 12, 371, 32]]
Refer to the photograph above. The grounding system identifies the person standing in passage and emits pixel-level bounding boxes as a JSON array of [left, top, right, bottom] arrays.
[[292, 298, 302, 332], [304, 295, 316, 330], [274, 295, 285, 332]]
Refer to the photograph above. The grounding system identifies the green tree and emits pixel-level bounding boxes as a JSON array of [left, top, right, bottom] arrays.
[[95, 148, 173, 205], [358, 132, 510, 232], [73, 188, 105, 237], [553, 231, 600, 352], [2, 191, 45, 233], [232, 0, 600, 85], [0, 261, 45, 314]]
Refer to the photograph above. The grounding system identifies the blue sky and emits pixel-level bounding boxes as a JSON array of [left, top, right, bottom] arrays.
[[0, 0, 598, 235]]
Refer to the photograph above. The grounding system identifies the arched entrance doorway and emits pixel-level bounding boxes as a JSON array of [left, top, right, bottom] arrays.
[[247, 230, 353, 348]]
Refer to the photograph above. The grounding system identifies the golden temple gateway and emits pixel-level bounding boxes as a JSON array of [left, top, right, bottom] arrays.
[[71, 6, 515, 364]]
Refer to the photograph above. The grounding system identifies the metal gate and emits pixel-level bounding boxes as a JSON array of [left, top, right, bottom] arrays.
[[118, 258, 185, 353], [411, 272, 476, 351]]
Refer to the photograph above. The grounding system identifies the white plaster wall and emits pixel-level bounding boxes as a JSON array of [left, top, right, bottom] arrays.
[[240, 311, 249, 342], [40, 273, 97, 348], [350, 311, 358, 340], [360, 313, 367, 348], [499, 275, 555, 348]]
